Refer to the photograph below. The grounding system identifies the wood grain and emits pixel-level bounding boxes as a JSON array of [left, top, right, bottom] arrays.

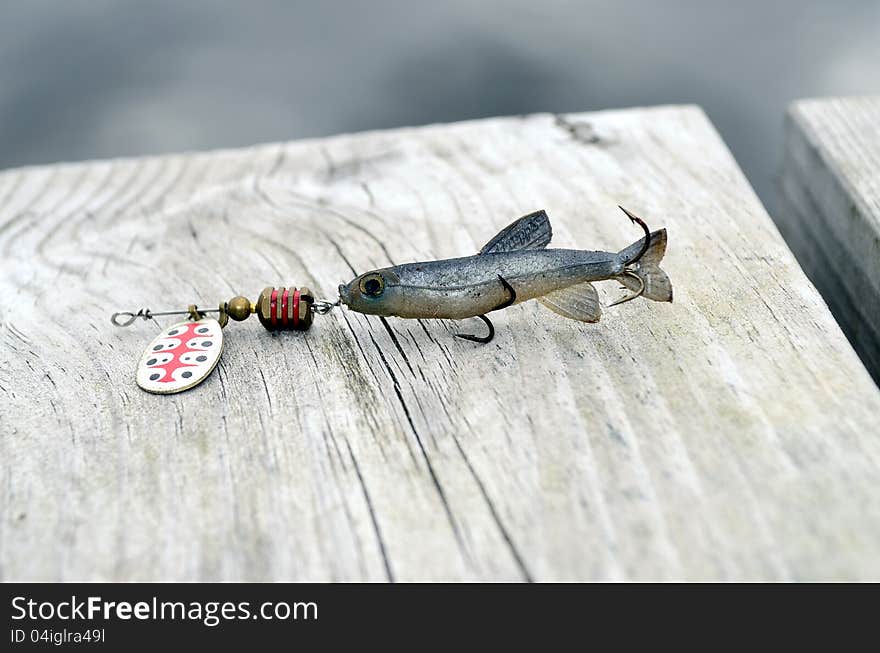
[[779, 96, 880, 383], [2, 106, 880, 581]]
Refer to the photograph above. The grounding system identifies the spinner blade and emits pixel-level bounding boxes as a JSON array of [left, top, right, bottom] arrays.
[[136, 318, 223, 394]]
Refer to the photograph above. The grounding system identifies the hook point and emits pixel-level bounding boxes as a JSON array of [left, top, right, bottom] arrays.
[[455, 315, 495, 344]]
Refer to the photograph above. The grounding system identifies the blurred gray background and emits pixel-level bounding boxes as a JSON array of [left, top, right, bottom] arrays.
[[1, 0, 878, 210]]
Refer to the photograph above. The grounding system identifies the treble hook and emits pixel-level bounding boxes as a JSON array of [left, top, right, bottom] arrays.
[[492, 275, 517, 311], [607, 206, 651, 307], [455, 314, 495, 344], [455, 275, 516, 344], [618, 205, 651, 264], [607, 270, 645, 307]]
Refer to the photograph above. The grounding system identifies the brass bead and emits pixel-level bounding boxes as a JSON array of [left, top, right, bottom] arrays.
[[226, 295, 253, 321]]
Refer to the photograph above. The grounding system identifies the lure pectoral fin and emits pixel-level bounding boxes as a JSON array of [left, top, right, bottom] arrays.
[[538, 281, 602, 322]]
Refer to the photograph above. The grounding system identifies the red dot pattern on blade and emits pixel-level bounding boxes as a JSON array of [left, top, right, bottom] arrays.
[[151, 322, 207, 383]]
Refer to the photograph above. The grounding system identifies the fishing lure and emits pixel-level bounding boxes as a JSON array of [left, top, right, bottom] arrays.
[[112, 206, 671, 393]]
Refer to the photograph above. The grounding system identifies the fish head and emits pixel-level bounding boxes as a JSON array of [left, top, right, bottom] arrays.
[[338, 268, 404, 316]]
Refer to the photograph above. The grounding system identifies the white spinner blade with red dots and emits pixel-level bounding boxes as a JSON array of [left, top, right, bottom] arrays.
[[136, 318, 223, 394]]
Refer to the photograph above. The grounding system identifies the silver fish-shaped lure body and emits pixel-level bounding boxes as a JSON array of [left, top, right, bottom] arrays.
[[338, 209, 672, 325]]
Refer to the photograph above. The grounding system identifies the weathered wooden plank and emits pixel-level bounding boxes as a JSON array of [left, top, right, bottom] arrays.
[[2, 106, 880, 581], [779, 96, 880, 382]]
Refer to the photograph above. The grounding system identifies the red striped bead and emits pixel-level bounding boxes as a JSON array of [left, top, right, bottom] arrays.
[[256, 286, 314, 332]]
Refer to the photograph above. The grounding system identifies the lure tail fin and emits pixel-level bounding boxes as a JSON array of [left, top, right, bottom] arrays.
[[617, 228, 673, 302]]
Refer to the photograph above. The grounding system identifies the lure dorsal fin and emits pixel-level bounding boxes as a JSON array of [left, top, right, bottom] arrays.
[[538, 281, 602, 323], [479, 210, 552, 255]]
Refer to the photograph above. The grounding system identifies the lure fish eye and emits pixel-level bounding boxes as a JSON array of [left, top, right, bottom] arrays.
[[359, 274, 385, 297]]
